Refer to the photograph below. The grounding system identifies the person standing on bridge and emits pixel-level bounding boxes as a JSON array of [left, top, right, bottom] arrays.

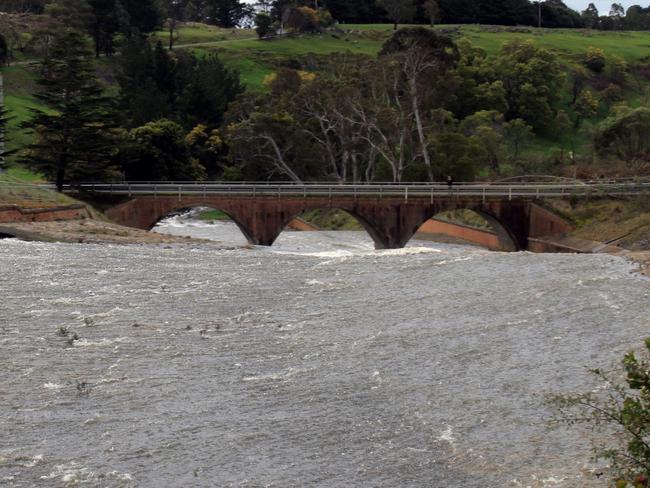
[[447, 176, 453, 188]]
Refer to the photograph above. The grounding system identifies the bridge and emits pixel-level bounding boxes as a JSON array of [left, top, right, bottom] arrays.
[[67, 180, 650, 251]]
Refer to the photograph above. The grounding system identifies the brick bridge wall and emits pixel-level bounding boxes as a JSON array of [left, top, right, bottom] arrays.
[[105, 195, 573, 251]]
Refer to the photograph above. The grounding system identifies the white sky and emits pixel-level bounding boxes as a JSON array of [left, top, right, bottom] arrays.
[[564, 1, 638, 13], [242, 1, 644, 16]]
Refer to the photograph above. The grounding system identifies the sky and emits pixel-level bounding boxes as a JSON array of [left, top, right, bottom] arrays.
[[564, 1, 635, 12]]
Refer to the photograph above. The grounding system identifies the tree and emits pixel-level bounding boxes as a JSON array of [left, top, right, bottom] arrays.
[[178, 53, 244, 128], [0, 96, 14, 172], [85, 0, 124, 57], [595, 107, 650, 166], [610, 3, 625, 21], [553, 339, 650, 486], [573, 88, 598, 128], [380, 28, 458, 181], [504, 118, 533, 161], [493, 39, 564, 131], [255, 12, 274, 38], [428, 132, 479, 181], [117, 39, 241, 130], [21, 29, 117, 191], [461, 110, 506, 173], [165, 0, 183, 50], [122, 0, 164, 37], [0, 34, 8, 66], [121, 119, 206, 180], [581, 3, 599, 28], [205, 0, 251, 28], [285, 6, 321, 32], [554, 109, 572, 161], [377, 0, 416, 30], [186, 123, 225, 178], [422, 0, 440, 25]]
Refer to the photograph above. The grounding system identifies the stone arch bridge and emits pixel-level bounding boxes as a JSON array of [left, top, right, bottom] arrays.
[[67, 181, 649, 251]]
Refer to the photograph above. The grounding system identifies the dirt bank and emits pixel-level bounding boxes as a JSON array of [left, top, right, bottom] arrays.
[[0, 219, 220, 246]]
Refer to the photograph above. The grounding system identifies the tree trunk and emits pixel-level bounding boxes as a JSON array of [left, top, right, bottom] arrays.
[[56, 166, 65, 192], [410, 77, 433, 182]]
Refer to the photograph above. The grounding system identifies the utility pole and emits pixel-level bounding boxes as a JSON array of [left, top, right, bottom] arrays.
[[538, 1, 543, 28]]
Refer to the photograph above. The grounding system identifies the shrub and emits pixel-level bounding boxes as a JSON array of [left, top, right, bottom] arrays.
[[584, 46, 606, 72], [552, 339, 650, 486], [596, 108, 650, 165]]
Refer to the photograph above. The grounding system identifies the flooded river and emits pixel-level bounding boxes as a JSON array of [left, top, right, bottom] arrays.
[[1, 215, 648, 487]]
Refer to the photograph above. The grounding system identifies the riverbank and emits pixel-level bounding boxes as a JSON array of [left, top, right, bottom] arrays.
[[0, 219, 215, 245]]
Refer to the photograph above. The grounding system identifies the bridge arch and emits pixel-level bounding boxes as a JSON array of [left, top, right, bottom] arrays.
[[281, 206, 387, 248], [150, 205, 257, 244]]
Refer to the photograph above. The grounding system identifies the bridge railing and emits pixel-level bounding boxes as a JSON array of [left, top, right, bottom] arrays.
[[60, 181, 650, 199], [63, 176, 650, 186]]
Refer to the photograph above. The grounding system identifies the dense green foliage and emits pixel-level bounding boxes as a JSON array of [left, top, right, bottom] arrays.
[[116, 38, 243, 128], [119, 118, 205, 180], [596, 108, 650, 166]]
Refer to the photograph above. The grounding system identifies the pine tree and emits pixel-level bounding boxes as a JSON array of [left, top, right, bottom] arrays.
[[0, 101, 13, 172], [21, 29, 117, 191], [206, 0, 251, 28]]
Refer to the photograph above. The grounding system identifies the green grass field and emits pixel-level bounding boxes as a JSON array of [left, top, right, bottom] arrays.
[[153, 23, 257, 47], [178, 24, 650, 93]]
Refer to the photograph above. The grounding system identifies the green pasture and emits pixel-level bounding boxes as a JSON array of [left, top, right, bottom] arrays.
[[178, 24, 650, 91], [154, 23, 257, 47]]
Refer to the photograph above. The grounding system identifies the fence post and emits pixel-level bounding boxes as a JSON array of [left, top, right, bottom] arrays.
[[508, 187, 512, 201], [482, 187, 486, 204], [405, 186, 408, 203], [178, 185, 182, 201]]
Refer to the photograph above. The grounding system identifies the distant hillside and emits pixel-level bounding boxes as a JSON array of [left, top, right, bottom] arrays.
[[4, 23, 650, 179]]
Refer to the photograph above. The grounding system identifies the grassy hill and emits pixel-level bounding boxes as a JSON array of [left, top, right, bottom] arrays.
[[4, 23, 650, 180]]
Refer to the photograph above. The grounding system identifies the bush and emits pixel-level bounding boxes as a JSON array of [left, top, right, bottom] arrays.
[[584, 46, 606, 72], [596, 108, 650, 165], [552, 339, 650, 486]]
